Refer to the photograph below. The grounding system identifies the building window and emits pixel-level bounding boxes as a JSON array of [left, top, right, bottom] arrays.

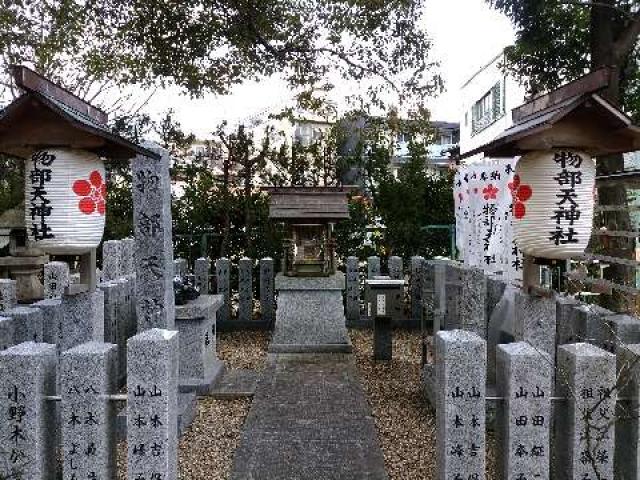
[[471, 81, 505, 135]]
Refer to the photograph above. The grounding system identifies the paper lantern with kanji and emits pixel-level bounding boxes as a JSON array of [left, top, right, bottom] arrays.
[[24, 148, 106, 254], [512, 150, 595, 260]]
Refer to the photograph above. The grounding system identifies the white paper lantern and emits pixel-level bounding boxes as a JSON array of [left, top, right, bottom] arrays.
[[24, 148, 106, 254], [512, 150, 595, 260]]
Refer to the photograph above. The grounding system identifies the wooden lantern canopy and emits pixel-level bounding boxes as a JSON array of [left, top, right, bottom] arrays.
[[461, 68, 640, 264], [265, 186, 355, 277]]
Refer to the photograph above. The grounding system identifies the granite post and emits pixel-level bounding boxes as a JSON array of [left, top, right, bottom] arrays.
[[238, 257, 253, 322], [102, 239, 122, 281], [604, 314, 640, 353], [4, 306, 43, 343], [121, 237, 136, 277], [132, 150, 176, 331], [173, 258, 187, 278], [0, 342, 57, 480], [410, 256, 424, 325], [61, 342, 118, 480], [367, 256, 381, 279], [43, 261, 69, 299], [574, 304, 613, 348], [194, 257, 210, 294], [216, 257, 231, 323], [346, 256, 360, 325], [388, 256, 403, 280], [60, 290, 105, 351], [0, 278, 17, 313], [0, 316, 13, 350], [127, 329, 179, 480], [259, 258, 275, 323], [436, 330, 486, 480], [556, 295, 581, 346], [497, 342, 552, 480], [554, 343, 616, 480], [514, 291, 557, 362], [445, 264, 487, 338], [32, 298, 63, 352], [374, 315, 392, 361], [615, 343, 640, 479]]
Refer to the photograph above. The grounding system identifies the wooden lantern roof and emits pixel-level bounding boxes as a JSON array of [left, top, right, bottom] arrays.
[[461, 68, 640, 159], [264, 186, 356, 222], [0, 65, 159, 160]]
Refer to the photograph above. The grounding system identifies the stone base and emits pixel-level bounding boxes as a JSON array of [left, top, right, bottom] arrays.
[[275, 272, 345, 291], [269, 342, 353, 354], [178, 359, 225, 395], [209, 368, 261, 399], [117, 391, 197, 440]]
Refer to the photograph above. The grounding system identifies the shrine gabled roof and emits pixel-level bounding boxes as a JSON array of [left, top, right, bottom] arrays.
[[264, 187, 356, 221]]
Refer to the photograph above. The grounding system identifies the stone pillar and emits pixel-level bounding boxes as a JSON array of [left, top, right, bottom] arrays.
[[238, 258, 253, 322], [554, 343, 616, 480], [346, 256, 360, 325], [574, 304, 613, 348], [32, 298, 63, 352], [102, 239, 122, 281], [61, 341, 117, 480], [173, 258, 187, 278], [615, 344, 640, 479], [121, 237, 136, 277], [445, 265, 487, 338], [388, 256, 403, 280], [367, 256, 380, 279], [604, 314, 640, 353], [0, 316, 13, 350], [485, 274, 507, 323], [0, 278, 17, 313], [127, 329, 179, 480], [0, 342, 57, 480], [60, 290, 105, 351], [374, 315, 392, 361], [216, 257, 231, 323], [194, 257, 210, 294], [514, 291, 557, 362], [259, 258, 275, 323], [497, 342, 552, 480], [132, 151, 175, 331], [410, 256, 424, 325], [555, 296, 581, 346], [436, 330, 486, 480], [4, 306, 43, 343], [43, 261, 69, 299]]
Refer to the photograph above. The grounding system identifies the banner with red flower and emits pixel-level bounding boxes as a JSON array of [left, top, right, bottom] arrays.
[[454, 159, 522, 281]]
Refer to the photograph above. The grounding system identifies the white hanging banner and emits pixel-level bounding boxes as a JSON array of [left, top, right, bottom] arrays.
[[454, 159, 523, 280]]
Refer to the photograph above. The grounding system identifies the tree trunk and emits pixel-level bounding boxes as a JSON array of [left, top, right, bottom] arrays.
[[219, 153, 232, 258]]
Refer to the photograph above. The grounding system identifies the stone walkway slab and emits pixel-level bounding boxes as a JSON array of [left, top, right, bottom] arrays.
[[230, 353, 388, 480], [209, 368, 261, 399]]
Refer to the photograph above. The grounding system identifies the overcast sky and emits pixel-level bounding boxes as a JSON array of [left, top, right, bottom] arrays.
[[143, 0, 516, 139]]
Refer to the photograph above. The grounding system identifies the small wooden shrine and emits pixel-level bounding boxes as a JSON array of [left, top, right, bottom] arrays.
[[265, 187, 354, 277]]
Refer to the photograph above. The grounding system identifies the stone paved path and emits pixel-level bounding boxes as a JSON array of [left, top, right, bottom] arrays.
[[230, 353, 389, 480]]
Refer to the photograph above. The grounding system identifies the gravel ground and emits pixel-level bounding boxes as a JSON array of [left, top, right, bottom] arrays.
[[349, 328, 497, 480]]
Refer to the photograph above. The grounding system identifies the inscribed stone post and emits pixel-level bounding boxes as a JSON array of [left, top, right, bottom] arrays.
[[61, 342, 117, 480], [0, 278, 17, 313], [102, 239, 122, 281], [43, 261, 69, 299], [216, 257, 231, 323], [367, 256, 381, 279], [238, 258, 253, 322], [514, 291, 557, 362], [60, 290, 105, 351], [410, 256, 424, 325], [388, 256, 403, 280], [497, 342, 552, 480], [127, 329, 179, 480], [132, 150, 175, 331], [615, 343, 640, 479], [32, 298, 63, 352], [194, 257, 210, 294], [435, 330, 486, 480], [4, 306, 43, 343], [346, 256, 360, 325], [555, 343, 616, 480], [259, 258, 275, 323], [0, 342, 57, 480]]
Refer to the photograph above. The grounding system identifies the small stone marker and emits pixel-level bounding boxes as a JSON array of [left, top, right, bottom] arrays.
[[132, 149, 176, 331], [497, 342, 552, 480], [259, 258, 275, 323], [388, 256, 403, 280], [238, 257, 252, 322], [436, 329, 486, 480], [374, 315, 392, 361], [194, 257, 210, 294], [0, 316, 13, 350], [61, 341, 118, 480], [216, 257, 231, 323], [173, 258, 188, 278], [346, 256, 360, 325], [102, 239, 122, 281], [0, 278, 17, 313], [367, 256, 381, 279], [0, 342, 57, 480], [615, 343, 640, 479], [410, 256, 424, 324], [127, 328, 179, 480], [60, 290, 105, 351], [32, 298, 63, 352], [555, 343, 616, 480], [43, 261, 70, 299], [4, 306, 43, 343], [514, 291, 557, 361]]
